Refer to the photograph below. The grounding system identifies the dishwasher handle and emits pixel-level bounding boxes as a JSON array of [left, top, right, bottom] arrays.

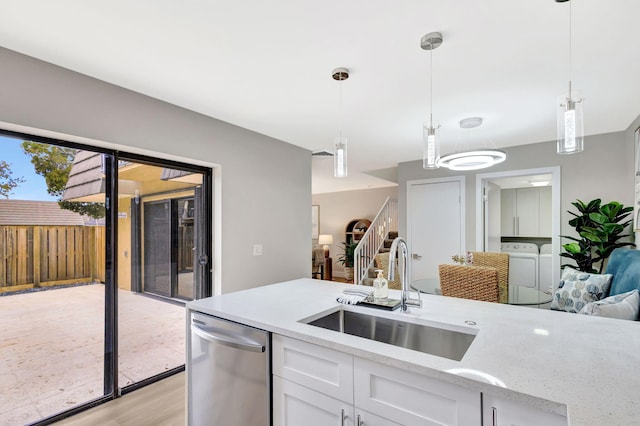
[[191, 323, 265, 353]]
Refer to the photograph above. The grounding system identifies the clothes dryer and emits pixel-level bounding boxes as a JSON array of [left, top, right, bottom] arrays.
[[538, 243, 553, 294], [500, 243, 539, 289]]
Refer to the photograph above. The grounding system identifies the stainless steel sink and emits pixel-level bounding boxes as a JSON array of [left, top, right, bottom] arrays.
[[303, 309, 476, 361]]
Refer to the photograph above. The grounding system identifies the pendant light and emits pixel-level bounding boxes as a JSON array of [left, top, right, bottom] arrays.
[[556, 0, 584, 154], [421, 32, 443, 169], [437, 117, 506, 171], [332, 67, 349, 178]]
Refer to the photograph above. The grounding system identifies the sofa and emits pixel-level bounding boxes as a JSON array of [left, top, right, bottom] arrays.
[[550, 248, 640, 320], [604, 248, 640, 296]]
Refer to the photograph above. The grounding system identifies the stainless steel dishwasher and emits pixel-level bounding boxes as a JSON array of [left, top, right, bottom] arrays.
[[188, 311, 270, 426]]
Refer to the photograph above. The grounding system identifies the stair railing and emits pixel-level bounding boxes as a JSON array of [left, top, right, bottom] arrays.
[[353, 197, 398, 285]]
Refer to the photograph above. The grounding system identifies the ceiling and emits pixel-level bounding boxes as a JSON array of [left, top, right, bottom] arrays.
[[1, 1, 639, 194]]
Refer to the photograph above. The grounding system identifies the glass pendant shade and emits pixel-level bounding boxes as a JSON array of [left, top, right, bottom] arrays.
[[334, 135, 347, 178], [331, 67, 349, 178], [557, 89, 584, 154], [422, 123, 440, 169]]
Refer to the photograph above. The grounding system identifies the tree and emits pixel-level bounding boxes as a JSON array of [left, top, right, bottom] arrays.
[[21, 141, 105, 218], [0, 160, 25, 198]]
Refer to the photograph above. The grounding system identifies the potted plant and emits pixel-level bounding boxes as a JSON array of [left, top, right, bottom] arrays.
[[561, 199, 635, 273], [337, 241, 358, 282]]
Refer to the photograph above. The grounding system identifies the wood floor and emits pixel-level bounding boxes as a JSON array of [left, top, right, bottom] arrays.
[[55, 373, 185, 426]]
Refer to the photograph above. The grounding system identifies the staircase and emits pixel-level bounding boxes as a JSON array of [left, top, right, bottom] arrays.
[[378, 231, 399, 253], [353, 198, 398, 285], [360, 230, 399, 286]]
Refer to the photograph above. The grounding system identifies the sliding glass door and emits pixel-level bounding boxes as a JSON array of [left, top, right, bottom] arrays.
[[0, 134, 109, 424], [143, 200, 173, 297], [0, 129, 212, 424], [116, 157, 210, 390]]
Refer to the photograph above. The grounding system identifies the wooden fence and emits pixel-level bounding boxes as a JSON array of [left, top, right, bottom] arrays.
[[0, 225, 105, 293]]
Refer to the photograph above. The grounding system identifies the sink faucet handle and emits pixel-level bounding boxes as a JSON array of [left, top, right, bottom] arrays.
[[406, 290, 422, 307]]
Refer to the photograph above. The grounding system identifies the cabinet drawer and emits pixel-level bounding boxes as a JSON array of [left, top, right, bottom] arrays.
[[354, 358, 480, 426], [273, 335, 354, 403]]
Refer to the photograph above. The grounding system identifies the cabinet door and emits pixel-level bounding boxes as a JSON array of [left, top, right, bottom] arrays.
[[538, 186, 552, 237], [482, 393, 567, 426], [515, 187, 539, 237], [354, 358, 480, 426], [272, 334, 354, 403], [273, 376, 354, 426], [500, 189, 516, 236]]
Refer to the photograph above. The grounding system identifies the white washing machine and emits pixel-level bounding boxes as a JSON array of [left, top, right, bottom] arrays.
[[500, 243, 539, 289], [538, 244, 553, 294]]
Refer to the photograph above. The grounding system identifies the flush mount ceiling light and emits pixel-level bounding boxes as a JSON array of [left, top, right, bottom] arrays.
[[421, 32, 443, 169], [556, 0, 584, 154], [437, 117, 506, 171], [332, 67, 349, 178], [459, 117, 483, 129], [530, 180, 550, 187]]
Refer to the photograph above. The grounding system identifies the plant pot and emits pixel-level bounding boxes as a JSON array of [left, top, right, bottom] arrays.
[[344, 267, 354, 283]]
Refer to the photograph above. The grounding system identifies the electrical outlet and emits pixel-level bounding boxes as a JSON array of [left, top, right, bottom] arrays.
[[253, 244, 263, 256]]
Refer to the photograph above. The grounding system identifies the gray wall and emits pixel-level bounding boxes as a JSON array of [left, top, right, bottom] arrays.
[[626, 113, 640, 240], [313, 186, 398, 277], [0, 46, 311, 294], [398, 132, 632, 250]]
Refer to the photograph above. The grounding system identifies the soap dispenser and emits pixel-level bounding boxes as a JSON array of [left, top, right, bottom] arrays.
[[373, 269, 388, 302]]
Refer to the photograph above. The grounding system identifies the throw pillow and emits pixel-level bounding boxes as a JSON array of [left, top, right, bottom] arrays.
[[579, 289, 640, 320], [550, 267, 612, 313]]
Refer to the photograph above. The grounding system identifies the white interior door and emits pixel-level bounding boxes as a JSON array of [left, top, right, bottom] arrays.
[[484, 181, 501, 252], [408, 178, 464, 281]]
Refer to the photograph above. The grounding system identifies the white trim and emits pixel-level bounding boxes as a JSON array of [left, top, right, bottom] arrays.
[[475, 167, 561, 286], [407, 176, 466, 280]]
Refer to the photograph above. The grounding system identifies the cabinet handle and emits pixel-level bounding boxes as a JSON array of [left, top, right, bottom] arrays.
[[357, 414, 363, 426], [513, 217, 516, 235], [340, 408, 346, 426], [492, 406, 497, 426]]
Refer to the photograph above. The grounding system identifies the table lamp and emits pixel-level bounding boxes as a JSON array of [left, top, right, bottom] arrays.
[[318, 234, 333, 258]]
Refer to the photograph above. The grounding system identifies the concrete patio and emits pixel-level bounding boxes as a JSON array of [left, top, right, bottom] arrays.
[[0, 284, 185, 426]]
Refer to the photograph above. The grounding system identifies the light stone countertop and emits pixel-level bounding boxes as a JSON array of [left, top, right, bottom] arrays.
[[187, 278, 640, 426]]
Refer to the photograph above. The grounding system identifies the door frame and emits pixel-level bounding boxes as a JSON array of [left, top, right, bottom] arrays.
[[407, 176, 466, 280], [475, 166, 561, 285]]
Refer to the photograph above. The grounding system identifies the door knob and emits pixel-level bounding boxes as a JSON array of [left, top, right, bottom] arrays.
[[412, 253, 422, 260]]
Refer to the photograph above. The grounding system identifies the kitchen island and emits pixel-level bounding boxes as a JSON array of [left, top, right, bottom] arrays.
[[187, 278, 640, 425]]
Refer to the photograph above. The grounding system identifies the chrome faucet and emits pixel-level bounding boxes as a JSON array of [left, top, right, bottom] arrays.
[[388, 237, 422, 312]]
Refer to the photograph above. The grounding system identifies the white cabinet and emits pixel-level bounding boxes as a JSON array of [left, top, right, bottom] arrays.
[[500, 189, 517, 236], [273, 376, 354, 426], [501, 187, 551, 237], [273, 335, 480, 426], [272, 334, 353, 403], [482, 393, 567, 426], [354, 358, 479, 426], [538, 186, 552, 236], [273, 377, 400, 426]]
